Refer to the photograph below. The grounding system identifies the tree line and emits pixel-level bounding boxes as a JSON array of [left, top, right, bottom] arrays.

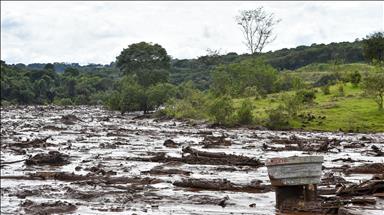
[[1, 32, 383, 115]]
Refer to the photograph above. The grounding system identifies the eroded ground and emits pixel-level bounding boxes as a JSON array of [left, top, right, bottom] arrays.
[[1, 106, 383, 215]]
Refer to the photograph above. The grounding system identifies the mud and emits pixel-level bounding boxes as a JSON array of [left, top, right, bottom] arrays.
[[1, 106, 383, 214], [173, 178, 272, 193], [25, 151, 70, 166], [344, 163, 384, 174], [22, 199, 77, 215]]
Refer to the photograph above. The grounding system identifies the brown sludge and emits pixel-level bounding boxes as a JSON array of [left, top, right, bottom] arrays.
[[128, 146, 263, 167], [22, 200, 77, 215], [25, 151, 70, 166], [173, 178, 271, 193]]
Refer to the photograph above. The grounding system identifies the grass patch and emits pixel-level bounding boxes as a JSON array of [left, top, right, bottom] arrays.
[[235, 83, 384, 132]]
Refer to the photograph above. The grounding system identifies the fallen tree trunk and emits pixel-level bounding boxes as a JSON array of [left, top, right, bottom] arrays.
[[337, 180, 384, 197], [1, 172, 162, 185], [128, 147, 263, 167], [173, 178, 271, 193]]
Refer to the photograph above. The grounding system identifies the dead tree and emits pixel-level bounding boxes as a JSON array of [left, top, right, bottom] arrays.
[[236, 7, 281, 54]]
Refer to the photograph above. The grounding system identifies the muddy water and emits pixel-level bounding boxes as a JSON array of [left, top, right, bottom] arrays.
[[1, 106, 383, 214]]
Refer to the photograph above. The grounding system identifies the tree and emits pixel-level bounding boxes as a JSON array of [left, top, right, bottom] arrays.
[[116, 42, 171, 87], [211, 59, 278, 97], [362, 32, 384, 62], [44, 63, 55, 71], [64, 67, 80, 77], [236, 7, 281, 54], [362, 72, 384, 110]]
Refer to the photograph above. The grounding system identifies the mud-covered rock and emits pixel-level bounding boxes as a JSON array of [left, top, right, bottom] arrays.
[[345, 163, 384, 174], [22, 200, 77, 215], [163, 139, 179, 148], [25, 151, 70, 166]]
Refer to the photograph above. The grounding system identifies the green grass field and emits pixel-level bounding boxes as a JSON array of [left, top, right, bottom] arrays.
[[234, 83, 384, 132], [285, 63, 376, 83]]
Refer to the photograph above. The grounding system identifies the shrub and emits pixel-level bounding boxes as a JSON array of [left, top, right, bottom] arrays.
[[349, 71, 361, 87], [336, 82, 345, 97], [266, 106, 291, 130], [296, 90, 316, 103], [314, 74, 338, 87], [53, 98, 73, 106], [235, 99, 254, 125], [208, 96, 234, 125], [0, 100, 13, 107], [362, 72, 384, 110], [147, 83, 177, 109], [243, 86, 262, 99], [282, 94, 303, 116], [321, 85, 331, 95], [163, 85, 208, 119], [106, 91, 121, 110]]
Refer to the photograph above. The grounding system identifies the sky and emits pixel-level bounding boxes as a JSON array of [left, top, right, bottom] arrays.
[[1, 1, 383, 65]]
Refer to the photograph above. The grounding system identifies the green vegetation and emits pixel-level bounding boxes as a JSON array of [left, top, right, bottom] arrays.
[[1, 60, 117, 105], [1, 32, 383, 133], [106, 42, 176, 113], [234, 83, 384, 132], [362, 71, 384, 110], [363, 32, 384, 62]]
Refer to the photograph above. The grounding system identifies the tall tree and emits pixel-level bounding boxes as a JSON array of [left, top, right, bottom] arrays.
[[363, 32, 384, 63], [116, 42, 170, 87], [236, 7, 281, 54]]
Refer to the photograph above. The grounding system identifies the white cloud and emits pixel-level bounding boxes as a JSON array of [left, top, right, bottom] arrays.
[[1, 1, 383, 65]]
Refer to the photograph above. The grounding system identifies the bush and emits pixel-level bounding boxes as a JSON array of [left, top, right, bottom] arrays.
[[349, 71, 361, 87], [321, 85, 331, 95], [208, 96, 234, 125], [147, 83, 177, 109], [314, 74, 338, 87], [164, 98, 207, 119], [362, 72, 384, 110], [106, 91, 121, 110], [235, 99, 254, 125], [282, 94, 303, 116], [120, 83, 146, 113], [163, 84, 208, 119], [0, 100, 13, 107], [336, 82, 345, 97], [296, 90, 316, 103], [243, 86, 262, 99], [266, 106, 291, 130], [53, 98, 73, 106]]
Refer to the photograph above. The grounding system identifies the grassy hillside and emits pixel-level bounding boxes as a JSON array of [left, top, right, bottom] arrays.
[[286, 63, 375, 83], [234, 83, 384, 132], [169, 40, 364, 90]]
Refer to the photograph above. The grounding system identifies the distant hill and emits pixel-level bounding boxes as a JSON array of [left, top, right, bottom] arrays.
[[3, 40, 365, 90], [11, 62, 113, 73], [170, 40, 364, 89]]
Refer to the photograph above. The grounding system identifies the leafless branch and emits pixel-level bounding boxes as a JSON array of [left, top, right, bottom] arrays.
[[236, 7, 281, 54]]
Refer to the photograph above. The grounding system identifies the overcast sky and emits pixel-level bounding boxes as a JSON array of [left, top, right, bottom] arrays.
[[1, 1, 383, 65]]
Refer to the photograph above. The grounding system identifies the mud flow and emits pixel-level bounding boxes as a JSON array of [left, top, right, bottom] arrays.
[[1, 106, 383, 214]]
